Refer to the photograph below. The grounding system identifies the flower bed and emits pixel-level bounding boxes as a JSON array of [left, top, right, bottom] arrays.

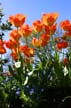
[[0, 10, 71, 107]]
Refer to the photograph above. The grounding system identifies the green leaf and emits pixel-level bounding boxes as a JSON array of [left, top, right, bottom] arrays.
[[68, 67, 71, 80], [8, 65, 20, 81], [20, 91, 29, 102], [8, 65, 14, 74]]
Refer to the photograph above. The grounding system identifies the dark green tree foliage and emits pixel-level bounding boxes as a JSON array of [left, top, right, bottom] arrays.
[[0, 3, 12, 39]]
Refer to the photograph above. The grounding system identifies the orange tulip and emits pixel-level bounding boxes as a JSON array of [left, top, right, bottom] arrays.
[[40, 33, 50, 47], [0, 47, 6, 54], [56, 41, 68, 50], [44, 25, 50, 34], [20, 45, 34, 57], [32, 37, 42, 47], [20, 24, 32, 37], [32, 20, 43, 32], [11, 48, 18, 61], [63, 58, 69, 65], [60, 20, 70, 31], [10, 29, 22, 42], [28, 48, 34, 57], [20, 45, 28, 51], [50, 23, 57, 35], [40, 33, 50, 42], [0, 39, 6, 54], [0, 39, 4, 46], [5, 39, 18, 49], [9, 14, 26, 27], [44, 23, 57, 35], [42, 12, 59, 26], [41, 40, 48, 47]]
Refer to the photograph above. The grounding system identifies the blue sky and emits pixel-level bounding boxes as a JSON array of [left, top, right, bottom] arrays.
[[1, 0, 71, 25]]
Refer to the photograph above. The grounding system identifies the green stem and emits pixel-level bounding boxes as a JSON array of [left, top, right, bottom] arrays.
[[0, 54, 3, 72]]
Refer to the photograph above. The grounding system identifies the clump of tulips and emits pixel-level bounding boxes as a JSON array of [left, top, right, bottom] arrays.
[[1, 12, 71, 86]]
